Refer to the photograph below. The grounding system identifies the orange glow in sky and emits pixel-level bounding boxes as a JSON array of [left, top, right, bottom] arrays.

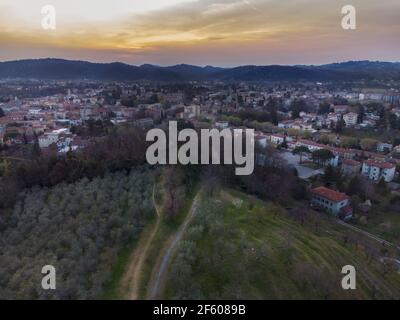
[[0, 0, 399, 66]]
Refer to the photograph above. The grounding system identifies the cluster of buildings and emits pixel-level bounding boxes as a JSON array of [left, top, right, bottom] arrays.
[[277, 104, 388, 132], [1, 80, 400, 224], [266, 134, 398, 182]]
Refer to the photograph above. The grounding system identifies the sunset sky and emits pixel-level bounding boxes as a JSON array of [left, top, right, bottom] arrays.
[[0, 0, 399, 66]]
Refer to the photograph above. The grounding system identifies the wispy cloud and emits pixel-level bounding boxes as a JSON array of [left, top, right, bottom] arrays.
[[0, 0, 399, 65]]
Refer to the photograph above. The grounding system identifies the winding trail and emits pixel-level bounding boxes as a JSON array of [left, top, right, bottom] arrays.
[[120, 184, 161, 300], [147, 191, 202, 299]]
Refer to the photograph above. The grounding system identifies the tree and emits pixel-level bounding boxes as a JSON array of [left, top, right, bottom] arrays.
[[335, 116, 345, 133], [291, 99, 307, 119], [356, 104, 365, 123], [323, 165, 343, 188], [0, 107, 5, 118], [293, 146, 310, 164], [318, 102, 331, 115], [376, 177, 388, 195], [340, 136, 358, 148], [31, 134, 42, 158], [312, 149, 334, 166], [360, 138, 378, 151], [347, 175, 363, 196]]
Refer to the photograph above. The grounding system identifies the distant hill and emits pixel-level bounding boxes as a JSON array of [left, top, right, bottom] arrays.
[[0, 58, 399, 82]]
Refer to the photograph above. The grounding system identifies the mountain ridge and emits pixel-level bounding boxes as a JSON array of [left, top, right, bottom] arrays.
[[1, 58, 399, 82]]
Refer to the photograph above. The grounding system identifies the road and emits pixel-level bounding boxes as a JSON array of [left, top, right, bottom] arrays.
[[280, 151, 323, 179], [120, 184, 161, 300], [147, 191, 202, 299]]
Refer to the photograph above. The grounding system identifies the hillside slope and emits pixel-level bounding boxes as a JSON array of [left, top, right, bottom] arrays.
[[164, 190, 400, 299]]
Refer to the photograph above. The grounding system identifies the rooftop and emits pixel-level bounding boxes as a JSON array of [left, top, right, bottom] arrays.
[[312, 186, 350, 203], [364, 159, 395, 170], [342, 159, 361, 167]]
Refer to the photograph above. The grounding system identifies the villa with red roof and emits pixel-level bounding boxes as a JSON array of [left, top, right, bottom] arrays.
[[311, 186, 353, 220], [362, 160, 396, 182]]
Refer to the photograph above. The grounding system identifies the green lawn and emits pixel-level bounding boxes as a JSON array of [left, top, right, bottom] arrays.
[[163, 189, 400, 300]]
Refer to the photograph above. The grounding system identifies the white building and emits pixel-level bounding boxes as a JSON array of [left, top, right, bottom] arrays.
[[215, 121, 229, 130], [343, 112, 358, 127], [269, 134, 286, 145], [377, 142, 393, 153], [362, 160, 396, 182], [311, 186, 352, 220], [39, 133, 59, 148]]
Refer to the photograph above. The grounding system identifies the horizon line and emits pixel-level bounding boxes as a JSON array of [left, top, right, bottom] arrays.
[[1, 57, 399, 69]]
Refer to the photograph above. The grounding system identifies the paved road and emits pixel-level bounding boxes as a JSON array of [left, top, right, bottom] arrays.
[[280, 151, 323, 179], [147, 191, 202, 299]]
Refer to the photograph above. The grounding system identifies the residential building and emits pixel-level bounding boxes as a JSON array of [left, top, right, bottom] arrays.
[[362, 160, 396, 182], [215, 121, 229, 130], [343, 112, 358, 127], [269, 134, 286, 145], [377, 142, 393, 153], [311, 186, 353, 220], [341, 159, 361, 175]]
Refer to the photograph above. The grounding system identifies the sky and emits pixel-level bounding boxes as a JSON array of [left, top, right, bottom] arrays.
[[0, 0, 399, 66]]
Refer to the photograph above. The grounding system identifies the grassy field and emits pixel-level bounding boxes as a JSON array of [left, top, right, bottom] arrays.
[[163, 189, 400, 300], [341, 128, 388, 141], [352, 207, 400, 244]]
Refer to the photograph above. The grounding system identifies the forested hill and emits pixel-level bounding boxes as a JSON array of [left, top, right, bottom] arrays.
[[0, 168, 155, 299], [1, 59, 400, 82]]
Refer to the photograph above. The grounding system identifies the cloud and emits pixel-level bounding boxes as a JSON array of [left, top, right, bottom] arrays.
[[0, 0, 399, 65]]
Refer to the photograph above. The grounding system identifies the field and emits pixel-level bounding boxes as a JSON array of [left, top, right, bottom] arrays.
[[163, 189, 400, 300], [0, 168, 155, 300]]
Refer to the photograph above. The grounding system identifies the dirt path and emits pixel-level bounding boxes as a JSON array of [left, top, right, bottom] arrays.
[[337, 220, 400, 250], [119, 184, 161, 300], [147, 191, 202, 299]]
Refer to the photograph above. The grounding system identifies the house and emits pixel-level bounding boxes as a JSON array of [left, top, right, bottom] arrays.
[[362, 159, 396, 182], [183, 105, 201, 119], [311, 186, 353, 220], [377, 142, 393, 153], [38, 133, 59, 148], [327, 112, 340, 123], [269, 134, 286, 145], [295, 139, 341, 167], [334, 105, 349, 114], [343, 112, 358, 127], [341, 159, 361, 175], [215, 121, 229, 130], [38, 128, 70, 148]]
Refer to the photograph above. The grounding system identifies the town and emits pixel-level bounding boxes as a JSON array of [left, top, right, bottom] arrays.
[[1, 80, 400, 210], [1, 76, 400, 300]]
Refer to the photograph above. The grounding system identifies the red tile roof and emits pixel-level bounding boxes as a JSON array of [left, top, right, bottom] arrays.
[[312, 186, 350, 203], [342, 159, 361, 167], [364, 159, 395, 170]]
